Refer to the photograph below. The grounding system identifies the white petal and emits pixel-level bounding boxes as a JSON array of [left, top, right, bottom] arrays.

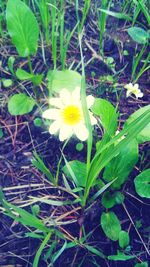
[[59, 125, 73, 141], [126, 90, 131, 98], [59, 89, 71, 105], [71, 86, 81, 100], [49, 120, 61, 134], [86, 95, 95, 108], [124, 83, 133, 91], [74, 124, 89, 141], [136, 92, 143, 98], [134, 84, 139, 90], [42, 109, 60, 120], [49, 98, 63, 108], [89, 113, 97, 125]]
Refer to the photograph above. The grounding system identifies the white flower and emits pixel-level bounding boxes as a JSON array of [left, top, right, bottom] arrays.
[[124, 83, 143, 98], [42, 87, 97, 141]]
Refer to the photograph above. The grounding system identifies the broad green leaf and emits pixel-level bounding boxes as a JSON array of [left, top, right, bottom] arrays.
[[62, 160, 86, 187], [108, 251, 135, 261], [91, 98, 118, 135], [16, 68, 43, 85], [119, 231, 130, 248], [82, 92, 150, 206], [47, 70, 82, 93], [103, 140, 138, 189], [134, 169, 150, 198], [127, 27, 149, 44], [102, 191, 124, 209], [8, 93, 36, 115], [114, 191, 124, 204], [125, 105, 150, 144], [16, 68, 33, 80], [101, 192, 116, 208], [6, 0, 39, 57], [101, 212, 121, 241], [134, 262, 148, 267]]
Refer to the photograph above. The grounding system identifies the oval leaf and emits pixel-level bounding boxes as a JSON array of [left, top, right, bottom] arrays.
[[119, 230, 130, 248], [102, 192, 116, 209], [6, 0, 39, 57], [62, 160, 86, 187], [134, 169, 150, 198], [16, 68, 43, 85], [8, 93, 35, 115], [127, 27, 149, 44], [134, 262, 148, 267], [91, 98, 118, 135], [47, 70, 82, 93], [101, 212, 121, 241]]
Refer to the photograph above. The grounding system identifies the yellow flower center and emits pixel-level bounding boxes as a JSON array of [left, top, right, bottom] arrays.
[[61, 105, 82, 126]]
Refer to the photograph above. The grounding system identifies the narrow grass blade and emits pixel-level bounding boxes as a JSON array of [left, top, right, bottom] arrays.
[[33, 231, 52, 267]]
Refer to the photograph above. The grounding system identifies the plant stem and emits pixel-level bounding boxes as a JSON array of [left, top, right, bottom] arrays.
[[28, 55, 33, 74]]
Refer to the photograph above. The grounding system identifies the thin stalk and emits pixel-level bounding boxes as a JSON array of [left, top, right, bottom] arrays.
[[78, 33, 93, 207], [27, 55, 33, 74], [131, 45, 146, 81]]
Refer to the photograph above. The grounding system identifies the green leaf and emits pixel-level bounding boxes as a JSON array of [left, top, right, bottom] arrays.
[[102, 191, 124, 209], [134, 169, 150, 198], [31, 204, 40, 216], [103, 140, 138, 189], [134, 262, 148, 267], [119, 231, 130, 248], [127, 27, 149, 44], [16, 68, 43, 85], [101, 212, 121, 241], [102, 192, 116, 208], [83, 106, 150, 206], [62, 160, 86, 187], [91, 98, 118, 135], [16, 68, 33, 79], [2, 78, 13, 88], [0, 190, 49, 233], [8, 93, 36, 115], [99, 8, 132, 21], [8, 56, 15, 75], [33, 232, 51, 267], [108, 251, 135, 261], [34, 118, 42, 127], [47, 70, 82, 93], [114, 191, 124, 204], [124, 105, 150, 144], [6, 0, 39, 57], [76, 142, 84, 151], [32, 152, 55, 184], [84, 244, 105, 259]]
